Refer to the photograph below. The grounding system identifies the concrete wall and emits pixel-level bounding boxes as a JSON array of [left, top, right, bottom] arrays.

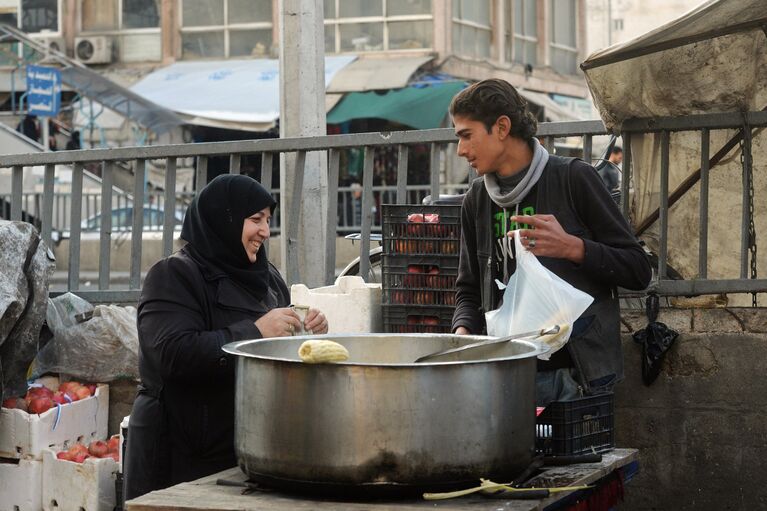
[[617, 307, 767, 510]]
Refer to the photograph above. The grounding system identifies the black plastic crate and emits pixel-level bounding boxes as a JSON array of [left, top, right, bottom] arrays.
[[383, 304, 455, 334], [535, 392, 614, 456], [382, 204, 462, 257], [382, 254, 458, 306]]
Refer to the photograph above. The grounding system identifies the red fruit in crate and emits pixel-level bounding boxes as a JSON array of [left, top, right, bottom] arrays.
[[423, 316, 439, 326], [75, 386, 92, 401], [85, 384, 97, 396], [407, 315, 420, 325], [72, 452, 90, 464], [404, 265, 423, 287], [426, 267, 440, 288], [105, 452, 120, 462], [107, 435, 120, 453], [2, 397, 17, 409], [28, 397, 53, 414], [68, 443, 89, 457], [57, 451, 74, 462], [52, 392, 67, 405], [407, 213, 424, 235], [88, 440, 109, 458], [59, 382, 81, 394]]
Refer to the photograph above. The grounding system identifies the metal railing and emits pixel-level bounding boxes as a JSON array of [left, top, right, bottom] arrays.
[[1, 111, 766, 303]]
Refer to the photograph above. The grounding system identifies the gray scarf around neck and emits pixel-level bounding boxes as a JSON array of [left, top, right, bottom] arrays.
[[484, 138, 549, 208]]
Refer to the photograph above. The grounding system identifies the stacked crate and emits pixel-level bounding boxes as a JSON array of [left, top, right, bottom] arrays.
[[381, 204, 462, 333]]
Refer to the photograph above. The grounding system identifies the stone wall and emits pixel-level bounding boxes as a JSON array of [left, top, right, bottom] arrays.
[[617, 307, 767, 510]]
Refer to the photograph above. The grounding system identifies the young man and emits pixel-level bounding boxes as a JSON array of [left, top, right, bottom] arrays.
[[449, 79, 651, 404], [597, 145, 622, 192]]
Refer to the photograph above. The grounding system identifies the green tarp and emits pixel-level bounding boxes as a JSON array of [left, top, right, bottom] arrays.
[[327, 81, 466, 130]]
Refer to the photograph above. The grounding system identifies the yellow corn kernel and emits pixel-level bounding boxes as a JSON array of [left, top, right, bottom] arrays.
[[298, 339, 349, 364]]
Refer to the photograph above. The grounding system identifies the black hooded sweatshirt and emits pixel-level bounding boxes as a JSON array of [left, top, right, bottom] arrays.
[[124, 175, 289, 499]]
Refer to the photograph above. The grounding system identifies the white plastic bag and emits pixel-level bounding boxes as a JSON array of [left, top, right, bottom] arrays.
[[485, 231, 594, 360]]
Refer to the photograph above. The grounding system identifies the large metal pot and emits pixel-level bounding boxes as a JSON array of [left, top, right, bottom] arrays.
[[222, 333, 547, 496]]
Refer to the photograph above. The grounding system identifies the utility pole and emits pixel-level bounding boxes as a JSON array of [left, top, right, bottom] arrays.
[[278, 0, 328, 286]]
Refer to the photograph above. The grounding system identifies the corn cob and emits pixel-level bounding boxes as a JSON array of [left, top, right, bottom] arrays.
[[298, 339, 349, 363]]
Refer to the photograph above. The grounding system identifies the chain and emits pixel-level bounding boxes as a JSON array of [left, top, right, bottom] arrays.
[[740, 123, 758, 307]]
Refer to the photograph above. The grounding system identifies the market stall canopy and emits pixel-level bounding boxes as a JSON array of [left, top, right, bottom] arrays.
[[327, 79, 466, 130], [326, 55, 434, 93], [129, 56, 357, 132], [517, 89, 582, 122], [582, 0, 767, 130]]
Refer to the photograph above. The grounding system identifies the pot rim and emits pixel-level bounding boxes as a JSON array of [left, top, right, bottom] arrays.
[[222, 332, 550, 367]]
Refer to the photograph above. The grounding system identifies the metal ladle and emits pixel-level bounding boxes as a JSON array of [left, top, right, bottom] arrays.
[[414, 325, 561, 363]]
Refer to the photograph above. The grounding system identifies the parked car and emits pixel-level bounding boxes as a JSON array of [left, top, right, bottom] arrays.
[[81, 206, 184, 232]]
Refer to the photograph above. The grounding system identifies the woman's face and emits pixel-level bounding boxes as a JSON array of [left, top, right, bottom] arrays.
[[241, 206, 272, 263]]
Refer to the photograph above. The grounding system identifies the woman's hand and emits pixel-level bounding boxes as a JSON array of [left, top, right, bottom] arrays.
[[304, 308, 329, 334], [255, 308, 302, 338]]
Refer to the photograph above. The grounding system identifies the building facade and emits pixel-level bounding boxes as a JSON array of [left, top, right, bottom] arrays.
[[0, 0, 590, 100]]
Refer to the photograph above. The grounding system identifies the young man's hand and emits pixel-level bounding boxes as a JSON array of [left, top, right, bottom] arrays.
[[510, 214, 585, 264], [455, 326, 472, 335]]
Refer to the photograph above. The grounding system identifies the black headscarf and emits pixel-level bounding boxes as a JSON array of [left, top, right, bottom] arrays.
[[181, 174, 276, 301]]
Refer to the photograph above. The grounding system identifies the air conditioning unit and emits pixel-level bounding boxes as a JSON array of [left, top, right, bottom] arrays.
[[74, 36, 114, 65], [32, 35, 66, 54]]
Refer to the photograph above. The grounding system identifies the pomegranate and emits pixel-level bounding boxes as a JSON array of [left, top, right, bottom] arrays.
[[28, 397, 53, 414], [67, 443, 89, 457], [107, 435, 120, 453], [72, 452, 90, 464], [85, 384, 97, 396], [74, 386, 91, 401], [88, 440, 109, 458], [56, 451, 73, 462], [52, 392, 69, 405], [59, 382, 81, 394]]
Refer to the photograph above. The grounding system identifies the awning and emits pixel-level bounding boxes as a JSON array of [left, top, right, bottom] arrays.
[[327, 80, 466, 130], [518, 89, 582, 122], [129, 56, 356, 132], [326, 55, 434, 93]]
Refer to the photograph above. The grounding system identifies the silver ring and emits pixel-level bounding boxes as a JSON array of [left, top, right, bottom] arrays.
[[529, 239, 536, 248]]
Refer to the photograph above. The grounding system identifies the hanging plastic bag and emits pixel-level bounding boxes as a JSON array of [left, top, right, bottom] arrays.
[[485, 231, 594, 359]]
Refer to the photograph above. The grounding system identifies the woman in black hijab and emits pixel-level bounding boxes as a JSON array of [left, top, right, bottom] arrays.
[[124, 175, 328, 499]]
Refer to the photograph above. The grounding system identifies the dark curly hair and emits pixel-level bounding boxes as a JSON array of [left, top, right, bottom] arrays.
[[449, 79, 538, 141]]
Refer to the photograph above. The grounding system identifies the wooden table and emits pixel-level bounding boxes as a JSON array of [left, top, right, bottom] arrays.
[[127, 448, 638, 511]]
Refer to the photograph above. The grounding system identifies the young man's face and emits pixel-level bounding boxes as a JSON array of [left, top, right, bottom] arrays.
[[453, 114, 505, 176]]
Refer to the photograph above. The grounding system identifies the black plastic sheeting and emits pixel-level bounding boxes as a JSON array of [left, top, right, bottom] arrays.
[[0, 221, 54, 399], [632, 293, 680, 386]]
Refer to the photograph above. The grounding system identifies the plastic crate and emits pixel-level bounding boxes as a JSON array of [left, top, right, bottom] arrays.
[[382, 255, 458, 306], [383, 304, 455, 334], [382, 204, 462, 257], [0, 384, 109, 460], [535, 392, 614, 456]]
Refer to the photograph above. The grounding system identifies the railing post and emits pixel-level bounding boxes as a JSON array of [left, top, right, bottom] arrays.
[[741, 122, 753, 280], [130, 159, 146, 289], [582, 135, 592, 164], [68, 163, 84, 291], [396, 145, 409, 205], [196, 156, 208, 190], [260, 152, 273, 256], [99, 161, 113, 290], [698, 128, 709, 279], [163, 158, 177, 257], [41, 164, 54, 248], [230, 153, 241, 175], [359, 147, 375, 282], [430, 143, 440, 201], [11, 166, 22, 221], [325, 149, 340, 284], [658, 131, 670, 280], [621, 131, 631, 219]]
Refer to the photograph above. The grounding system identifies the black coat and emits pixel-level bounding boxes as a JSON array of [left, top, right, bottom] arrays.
[[124, 246, 290, 499]]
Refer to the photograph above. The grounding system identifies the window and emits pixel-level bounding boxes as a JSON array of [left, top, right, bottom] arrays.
[[549, 0, 578, 75], [324, 0, 432, 53], [506, 0, 537, 65], [612, 18, 623, 31], [81, 0, 160, 62], [452, 0, 491, 60], [181, 0, 273, 59], [20, 0, 58, 33]]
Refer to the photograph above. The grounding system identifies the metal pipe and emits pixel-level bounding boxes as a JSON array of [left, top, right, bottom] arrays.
[[196, 156, 208, 190], [11, 166, 22, 221], [162, 158, 177, 257], [741, 123, 752, 279], [582, 135, 592, 164], [99, 162, 113, 290], [230, 153, 241, 174], [41, 164, 54, 248], [430, 144, 440, 201], [621, 132, 631, 219], [286, 151, 306, 285]]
